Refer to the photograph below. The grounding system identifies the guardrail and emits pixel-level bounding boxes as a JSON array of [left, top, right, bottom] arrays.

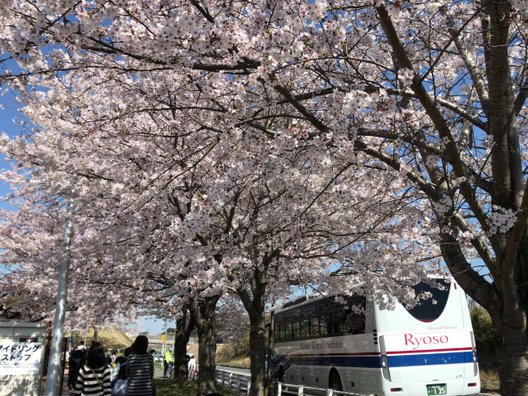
[[215, 369, 250, 395], [214, 368, 370, 396], [276, 383, 369, 396]]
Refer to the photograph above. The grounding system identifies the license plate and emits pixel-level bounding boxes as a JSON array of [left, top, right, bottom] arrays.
[[427, 384, 447, 395]]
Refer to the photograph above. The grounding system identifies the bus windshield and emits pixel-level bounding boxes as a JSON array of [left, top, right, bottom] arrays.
[[405, 279, 451, 322]]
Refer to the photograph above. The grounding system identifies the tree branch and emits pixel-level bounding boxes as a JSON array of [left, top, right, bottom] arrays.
[[375, 4, 490, 233]]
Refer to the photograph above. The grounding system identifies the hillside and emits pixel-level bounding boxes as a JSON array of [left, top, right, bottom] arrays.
[[79, 327, 133, 351]]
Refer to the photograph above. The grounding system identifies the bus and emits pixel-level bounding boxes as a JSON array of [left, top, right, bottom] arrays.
[[269, 278, 480, 395]]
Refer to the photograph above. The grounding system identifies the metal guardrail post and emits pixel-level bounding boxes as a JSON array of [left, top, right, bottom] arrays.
[[298, 385, 304, 396], [277, 382, 282, 396], [234, 373, 240, 395], [326, 389, 334, 396]]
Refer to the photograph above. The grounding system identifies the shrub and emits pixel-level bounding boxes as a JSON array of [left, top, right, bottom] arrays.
[[470, 305, 499, 369]]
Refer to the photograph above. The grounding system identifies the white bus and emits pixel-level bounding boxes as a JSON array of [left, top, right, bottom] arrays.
[[269, 278, 480, 396]]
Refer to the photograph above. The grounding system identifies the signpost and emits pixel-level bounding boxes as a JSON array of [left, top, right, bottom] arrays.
[[44, 195, 75, 396]]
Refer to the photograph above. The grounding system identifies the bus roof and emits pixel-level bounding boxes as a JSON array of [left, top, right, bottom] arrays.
[[271, 276, 453, 315]]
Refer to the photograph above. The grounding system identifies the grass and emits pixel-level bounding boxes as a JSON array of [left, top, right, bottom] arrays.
[[216, 344, 250, 369], [218, 356, 250, 368], [480, 369, 500, 393], [154, 379, 236, 396], [79, 327, 133, 351]]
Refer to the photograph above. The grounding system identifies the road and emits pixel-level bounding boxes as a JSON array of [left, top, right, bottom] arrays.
[[216, 366, 499, 396]]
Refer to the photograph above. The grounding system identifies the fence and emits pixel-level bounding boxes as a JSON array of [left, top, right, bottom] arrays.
[[276, 383, 371, 396], [215, 368, 250, 395], [214, 368, 369, 396]]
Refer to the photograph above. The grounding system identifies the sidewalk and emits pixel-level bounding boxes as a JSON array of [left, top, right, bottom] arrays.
[[40, 367, 71, 396]]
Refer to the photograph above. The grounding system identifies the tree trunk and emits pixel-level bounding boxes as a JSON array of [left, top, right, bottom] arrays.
[[247, 309, 268, 396], [496, 321, 528, 395], [494, 247, 528, 395], [191, 295, 220, 396], [173, 308, 196, 383], [238, 265, 274, 396], [441, 234, 528, 394]]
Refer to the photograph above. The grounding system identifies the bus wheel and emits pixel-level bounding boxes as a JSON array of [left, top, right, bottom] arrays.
[[329, 371, 343, 391]]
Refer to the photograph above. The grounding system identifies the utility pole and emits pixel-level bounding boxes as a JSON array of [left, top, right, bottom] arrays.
[[45, 195, 74, 396]]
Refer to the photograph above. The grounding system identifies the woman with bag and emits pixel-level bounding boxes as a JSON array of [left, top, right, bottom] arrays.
[[125, 335, 155, 396], [73, 341, 112, 395], [111, 347, 131, 396]]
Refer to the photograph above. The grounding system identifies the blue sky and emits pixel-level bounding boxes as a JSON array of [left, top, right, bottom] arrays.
[[138, 316, 168, 335]]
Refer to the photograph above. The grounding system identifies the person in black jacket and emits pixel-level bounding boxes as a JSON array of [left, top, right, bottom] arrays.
[[73, 341, 112, 396], [68, 341, 87, 390]]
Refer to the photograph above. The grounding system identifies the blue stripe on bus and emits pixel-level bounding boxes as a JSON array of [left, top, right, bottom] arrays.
[[387, 351, 474, 367], [273, 351, 473, 369], [291, 355, 382, 368]]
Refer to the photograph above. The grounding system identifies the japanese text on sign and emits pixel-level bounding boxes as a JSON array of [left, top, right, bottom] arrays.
[[0, 341, 43, 375]]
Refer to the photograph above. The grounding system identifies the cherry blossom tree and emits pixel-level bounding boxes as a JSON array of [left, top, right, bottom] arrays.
[[1, 0, 527, 394], [0, 60, 435, 396]]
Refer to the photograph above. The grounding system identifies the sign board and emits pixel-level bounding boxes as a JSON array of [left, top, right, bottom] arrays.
[[0, 340, 44, 375], [0, 322, 48, 396], [161, 335, 166, 343]]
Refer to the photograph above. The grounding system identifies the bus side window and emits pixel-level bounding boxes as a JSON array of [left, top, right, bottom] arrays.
[[274, 320, 281, 342], [343, 296, 367, 334], [341, 312, 353, 335], [310, 317, 320, 338], [285, 322, 293, 342], [342, 312, 366, 334], [278, 324, 284, 342], [354, 315, 366, 334], [292, 320, 301, 341], [301, 318, 310, 340], [322, 314, 332, 336], [317, 315, 327, 337], [331, 311, 344, 336], [301, 305, 317, 340]]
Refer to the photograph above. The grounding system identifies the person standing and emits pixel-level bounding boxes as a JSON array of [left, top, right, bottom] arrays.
[[125, 335, 155, 396], [73, 341, 111, 396], [68, 342, 87, 390], [115, 347, 131, 381], [163, 348, 174, 378], [187, 354, 196, 379], [111, 348, 131, 396]]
